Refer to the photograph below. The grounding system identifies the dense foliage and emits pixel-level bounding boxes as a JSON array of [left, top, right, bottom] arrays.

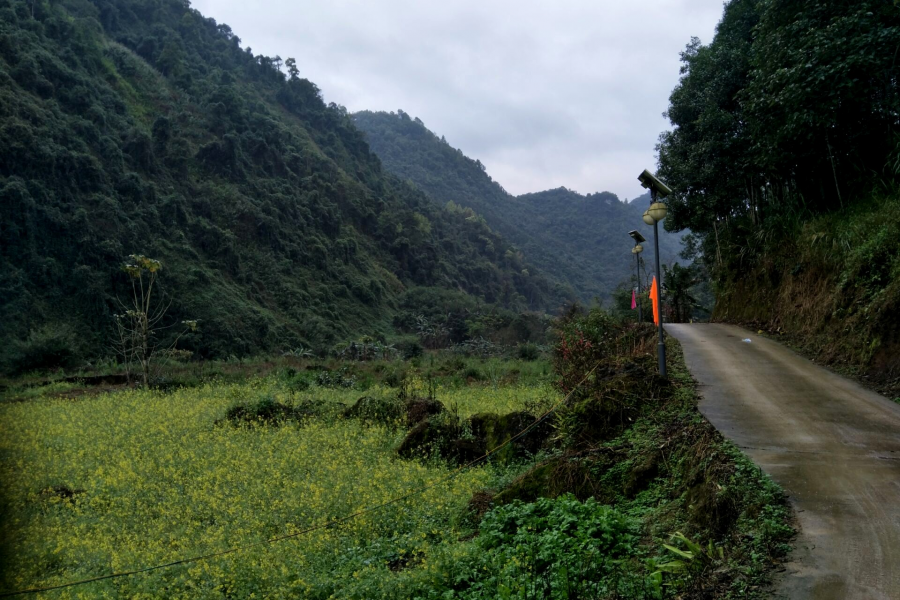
[[657, 0, 900, 380], [456, 495, 654, 599], [544, 308, 793, 597], [0, 0, 569, 369], [353, 110, 685, 303], [658, 0, 900, 275]]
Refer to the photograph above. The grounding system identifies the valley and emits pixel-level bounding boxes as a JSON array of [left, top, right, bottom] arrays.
[[1, 0, 898, 598]]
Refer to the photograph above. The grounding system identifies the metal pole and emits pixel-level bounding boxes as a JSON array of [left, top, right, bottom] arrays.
[[652, 196, 667, 378], [635, 250, 643, 322]]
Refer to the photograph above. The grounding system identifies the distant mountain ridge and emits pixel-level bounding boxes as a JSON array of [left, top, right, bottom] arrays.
[[353, 110, 684, 302], [0, 0, 569, 363]]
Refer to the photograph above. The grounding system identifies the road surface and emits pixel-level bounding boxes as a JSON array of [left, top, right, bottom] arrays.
[[667, 323, 900, 600]]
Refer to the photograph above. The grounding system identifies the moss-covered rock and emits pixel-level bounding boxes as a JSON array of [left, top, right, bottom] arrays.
[[492, 455, 613, 505], [396, 420, 457, 458], [405, 397, 444, 427], [396, 409, 551, 466], [492, 459, 558, 505], [622, 450, 661, 497], [447, 438, 485, 464], [469, 411, 550, 464]]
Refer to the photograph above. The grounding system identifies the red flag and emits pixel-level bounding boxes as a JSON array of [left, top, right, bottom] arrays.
[[649, 277, 660, 325], [631, 289, 637, 309]]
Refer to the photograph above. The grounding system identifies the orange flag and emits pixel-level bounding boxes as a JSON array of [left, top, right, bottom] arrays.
[[649, 276, 660, 325]]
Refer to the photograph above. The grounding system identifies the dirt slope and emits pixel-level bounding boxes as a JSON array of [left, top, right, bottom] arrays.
[[668, 323, 900, 600]]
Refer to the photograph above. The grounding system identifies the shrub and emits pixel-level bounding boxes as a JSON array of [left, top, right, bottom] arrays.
[[281, 369, 312, 392], [450, 337, 501, 358], [6, 324, 80, 374], [315, 368, 356, 389], [342, 395, 405, 424], [223, 395, 305, 426], [396, 337, 424, 360], [382, 365, 408, 387], [517, 342, 540, 361]]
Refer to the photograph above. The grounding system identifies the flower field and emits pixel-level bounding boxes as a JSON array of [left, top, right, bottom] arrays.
[[0, 375, 555, 598]]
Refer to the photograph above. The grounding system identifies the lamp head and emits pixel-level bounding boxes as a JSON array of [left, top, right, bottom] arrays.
[[637, 169, 672, 198], [632, 244, 643, 254], [648, 201, 668, 222], [642, 210, 655, 226]]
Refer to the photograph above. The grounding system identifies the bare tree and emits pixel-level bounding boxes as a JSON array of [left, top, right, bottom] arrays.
[[114, 255, 197, 387]]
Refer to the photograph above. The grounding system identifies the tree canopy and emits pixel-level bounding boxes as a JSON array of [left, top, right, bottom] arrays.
[[658, 0, 900, 270]]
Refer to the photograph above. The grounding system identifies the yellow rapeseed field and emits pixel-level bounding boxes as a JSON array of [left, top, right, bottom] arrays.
[[0, 378, 555, 598]]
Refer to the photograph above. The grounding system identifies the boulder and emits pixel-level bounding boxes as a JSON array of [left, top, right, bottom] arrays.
[[397, 420, 456, 458], [405, 397, 445, 427], [469, 411, 551, 464]]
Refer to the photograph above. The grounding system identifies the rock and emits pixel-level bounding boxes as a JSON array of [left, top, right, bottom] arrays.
[[493, 459, 557, 504], [448, 438, 485, 464], [396, 420, 456, 458], [469, 411, 551, 464], [405, 397, 445, 427]]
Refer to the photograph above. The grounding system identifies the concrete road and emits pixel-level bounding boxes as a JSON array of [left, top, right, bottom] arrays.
[[667, 323, 900, 600]]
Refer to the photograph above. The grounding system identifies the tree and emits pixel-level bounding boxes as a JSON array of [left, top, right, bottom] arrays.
[[114, 255, 197, 387], [662, 263, 699, 323], [658, 0, 900, 272], [285, 57, 299, 80]]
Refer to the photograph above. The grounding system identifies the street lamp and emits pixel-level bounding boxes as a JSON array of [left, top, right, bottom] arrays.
[[637, 169, 671, 378], [628, 230, 645, 323]]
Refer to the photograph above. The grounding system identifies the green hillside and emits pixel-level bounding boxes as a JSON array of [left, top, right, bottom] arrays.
[[656, 0, 900, 395], [0, 0, 571, 367], [353, 110, 685, 302]]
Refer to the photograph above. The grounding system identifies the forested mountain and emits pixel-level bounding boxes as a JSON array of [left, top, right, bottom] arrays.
[[353, 110, 684, 302], [0, 0, 571, 364], [657, 0, 900, 392]]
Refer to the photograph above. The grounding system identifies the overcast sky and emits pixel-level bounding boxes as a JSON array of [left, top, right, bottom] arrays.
[[192, 0, 723, 201]]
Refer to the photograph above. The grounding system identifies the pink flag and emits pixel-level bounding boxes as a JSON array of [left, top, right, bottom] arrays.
[[631, 289, 637, 309]]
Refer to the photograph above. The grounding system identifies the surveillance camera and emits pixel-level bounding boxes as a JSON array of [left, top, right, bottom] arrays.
[[637, 170, 672, 198]]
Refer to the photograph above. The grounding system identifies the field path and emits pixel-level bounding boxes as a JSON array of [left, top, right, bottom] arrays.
[[667, 323, 900, 600]]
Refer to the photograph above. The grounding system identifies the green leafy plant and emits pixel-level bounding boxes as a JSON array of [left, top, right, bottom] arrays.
[[654, 531, 724, 578], [463, 494, 657, 599]]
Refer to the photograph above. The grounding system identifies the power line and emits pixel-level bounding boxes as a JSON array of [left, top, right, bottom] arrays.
[[0, 364, 600, 598]]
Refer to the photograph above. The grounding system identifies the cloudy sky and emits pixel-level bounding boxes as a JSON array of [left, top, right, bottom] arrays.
[[192, 0, 723, 201]]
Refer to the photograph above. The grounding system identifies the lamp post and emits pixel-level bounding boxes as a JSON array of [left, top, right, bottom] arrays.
[[637, 170, 671, 378], [628, 230, 646, 323]]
